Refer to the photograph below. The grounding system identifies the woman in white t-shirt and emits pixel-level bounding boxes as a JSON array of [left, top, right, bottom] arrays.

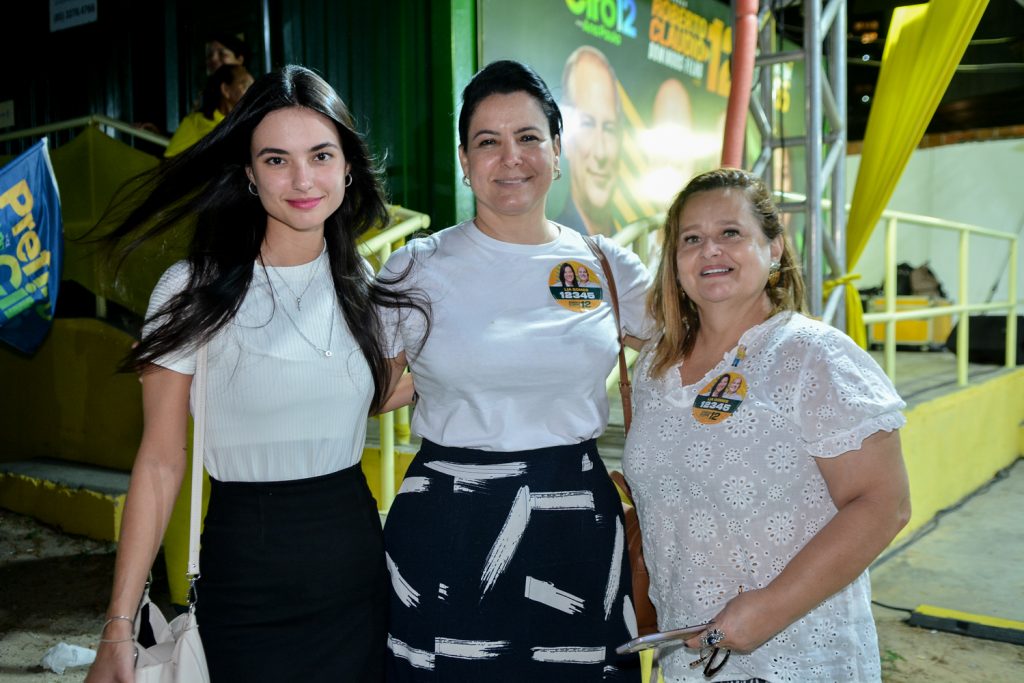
[[623, 169, 911, 682], [380, 61, 649, 681], [87, 66, 420, 683]]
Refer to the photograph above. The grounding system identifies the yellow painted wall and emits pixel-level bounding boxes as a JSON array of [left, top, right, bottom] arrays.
[[896, 366, 1024, 540], [0, 473, 123, 540], [0, 318, 141, 469]]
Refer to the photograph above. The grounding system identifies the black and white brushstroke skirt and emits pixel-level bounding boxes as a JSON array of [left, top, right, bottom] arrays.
[[383, 439, 641, 682]]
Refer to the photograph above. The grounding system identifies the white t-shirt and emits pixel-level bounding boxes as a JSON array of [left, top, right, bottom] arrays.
[[623, 312, 906, 682], [145, 255, 374, 482], [380, 220, 651, 451]]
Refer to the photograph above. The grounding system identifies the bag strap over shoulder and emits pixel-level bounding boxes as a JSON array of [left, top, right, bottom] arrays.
[[582, 235, 633, 433], [187, 345, 208, 585]]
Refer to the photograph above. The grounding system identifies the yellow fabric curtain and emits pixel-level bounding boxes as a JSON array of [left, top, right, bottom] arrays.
[[842, 0, 988, 341]]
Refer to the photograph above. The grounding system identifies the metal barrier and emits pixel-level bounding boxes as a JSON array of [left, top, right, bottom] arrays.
[[860, 209, 1019, 386], [0, 114, 170, 153]]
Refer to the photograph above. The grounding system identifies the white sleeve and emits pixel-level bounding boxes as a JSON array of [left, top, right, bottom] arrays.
[[143, 261, 196, 375], [595, 234, 653, 339], [795, 325, 906, 458]]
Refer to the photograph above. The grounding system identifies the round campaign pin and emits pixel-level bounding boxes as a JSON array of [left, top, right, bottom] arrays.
[[548, 261, 604, 312], [692, 372, 747, 424]]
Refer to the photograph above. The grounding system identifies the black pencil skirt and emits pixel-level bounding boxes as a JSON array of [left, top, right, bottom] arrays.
[[195, 464, 387, 682], [383, 439, 640, 682]]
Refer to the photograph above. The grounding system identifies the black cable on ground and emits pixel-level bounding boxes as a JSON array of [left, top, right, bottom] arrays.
[[871, 600, 914, 614]]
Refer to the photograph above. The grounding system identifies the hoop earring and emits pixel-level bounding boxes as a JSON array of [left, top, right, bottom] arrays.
[[767, 261, 781, 288], [462, 176, 471, 187], [247, 182, 258, 197], [553, 167, 562, 180], [345, 173, 353, 188]]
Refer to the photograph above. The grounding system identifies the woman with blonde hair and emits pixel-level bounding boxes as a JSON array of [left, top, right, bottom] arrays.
[[623, 168, 910, 682]]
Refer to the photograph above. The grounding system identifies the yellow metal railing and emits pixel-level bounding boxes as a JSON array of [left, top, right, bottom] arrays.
[[862, 209, 1019, 386], [359, 207, 431, 511]]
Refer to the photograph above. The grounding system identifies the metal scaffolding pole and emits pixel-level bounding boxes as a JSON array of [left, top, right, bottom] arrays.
[[750, 0, 847, 320]]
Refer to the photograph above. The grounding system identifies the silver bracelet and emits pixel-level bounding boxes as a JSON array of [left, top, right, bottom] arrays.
[[101, 615, 133, 633]]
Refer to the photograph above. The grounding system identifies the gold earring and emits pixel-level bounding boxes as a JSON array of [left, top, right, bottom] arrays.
[[767, 261, 781, 288]]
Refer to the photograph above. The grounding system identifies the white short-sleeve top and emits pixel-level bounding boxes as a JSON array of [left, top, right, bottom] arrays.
[[623, 312, 906, 682], [380, 220, 651, 452], [144, 255, 374, 482]]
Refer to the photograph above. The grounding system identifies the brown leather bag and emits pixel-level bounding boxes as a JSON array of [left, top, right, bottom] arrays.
[[584, 236, 658, 636], [610, 470, 657, 635]]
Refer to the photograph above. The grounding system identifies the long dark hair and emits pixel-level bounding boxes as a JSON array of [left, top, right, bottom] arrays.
[[106, 65, 423, 413]]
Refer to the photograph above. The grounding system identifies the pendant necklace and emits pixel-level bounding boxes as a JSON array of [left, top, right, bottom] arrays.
[[265, 242, 326, 310], [263, 262, 335, 358]]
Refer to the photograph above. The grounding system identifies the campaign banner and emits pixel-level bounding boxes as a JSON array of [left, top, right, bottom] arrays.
[[0, 139, 63, 353], [481, 0, 803, 237]]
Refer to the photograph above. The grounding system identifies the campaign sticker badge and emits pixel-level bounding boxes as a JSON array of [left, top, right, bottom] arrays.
[[692, 372, 747, 424], [549, 261, 604, 312]]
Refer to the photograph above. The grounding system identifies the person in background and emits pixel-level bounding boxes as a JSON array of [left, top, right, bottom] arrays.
[[623, 168, 911, 682], [558, 45, 622, 237], [164, 64, 254, 158], [380, 60, 649, 681], [204, 31, 249, 74], [86, 65, 420, 682]]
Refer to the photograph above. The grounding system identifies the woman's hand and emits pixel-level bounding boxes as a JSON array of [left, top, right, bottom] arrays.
[[85, 624, 135, 683], [685, 429, 911, 656], [683, 587, 786, 654], [377, 354, 413, 414]]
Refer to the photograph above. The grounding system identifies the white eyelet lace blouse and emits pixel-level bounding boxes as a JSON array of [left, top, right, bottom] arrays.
[[623, 312, 905, 682]]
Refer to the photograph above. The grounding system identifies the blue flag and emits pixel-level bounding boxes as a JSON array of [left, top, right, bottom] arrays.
[[0, 139, 63, 353]]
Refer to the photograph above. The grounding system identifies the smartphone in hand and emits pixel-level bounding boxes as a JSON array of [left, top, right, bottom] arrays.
[[615, 622, 711, 655]]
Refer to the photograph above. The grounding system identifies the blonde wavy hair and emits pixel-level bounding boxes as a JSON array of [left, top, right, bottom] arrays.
[[647, 168, 807, 378]]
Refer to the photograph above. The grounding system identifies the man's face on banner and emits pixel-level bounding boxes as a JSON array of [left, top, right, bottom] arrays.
[[565, 54, 621, 220]]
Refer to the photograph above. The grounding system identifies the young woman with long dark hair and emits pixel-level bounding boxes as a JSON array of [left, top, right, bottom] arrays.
[[86, 65, 420, 682]]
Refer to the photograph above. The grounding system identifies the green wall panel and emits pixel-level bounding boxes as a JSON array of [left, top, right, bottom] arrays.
[[276, 0, 477, 230]]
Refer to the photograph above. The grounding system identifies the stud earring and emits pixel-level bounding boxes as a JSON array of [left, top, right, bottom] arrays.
[[462, 176, 471, 187], [248, 181, 258, 197], [767, 261, 781, 288]]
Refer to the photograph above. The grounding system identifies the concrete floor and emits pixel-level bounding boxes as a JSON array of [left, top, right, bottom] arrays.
[[871, 454, 1024, 627]]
